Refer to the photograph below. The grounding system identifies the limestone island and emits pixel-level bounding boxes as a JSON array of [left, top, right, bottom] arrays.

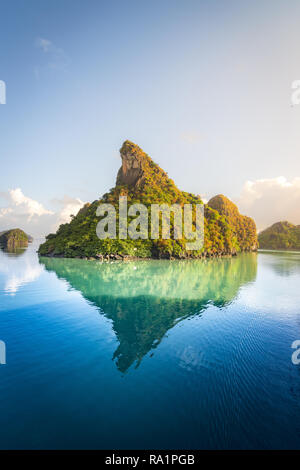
[[39, 141, 258, 260], [0, 228, 32, 251], [258, 221, 300, 250]]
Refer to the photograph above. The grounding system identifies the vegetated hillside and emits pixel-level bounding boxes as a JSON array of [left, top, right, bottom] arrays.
[[39, 140, 258, 259], [208, 195, 258, 252], [258, 221, 300, 250], [0, 228, 31, 249]]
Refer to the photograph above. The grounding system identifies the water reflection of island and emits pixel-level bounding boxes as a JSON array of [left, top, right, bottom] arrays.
[[40, 255, 257, 373], [0, 246, 27, 256]]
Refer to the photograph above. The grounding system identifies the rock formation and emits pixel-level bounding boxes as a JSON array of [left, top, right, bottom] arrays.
[[116, 141, 146, 187]]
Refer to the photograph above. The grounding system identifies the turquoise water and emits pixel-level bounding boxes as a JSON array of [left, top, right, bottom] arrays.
[[0, 242, 300, 449]]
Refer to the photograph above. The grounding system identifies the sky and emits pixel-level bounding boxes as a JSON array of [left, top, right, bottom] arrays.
[[0, 0, 300, 236]]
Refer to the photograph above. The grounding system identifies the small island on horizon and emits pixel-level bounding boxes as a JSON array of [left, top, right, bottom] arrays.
[[38, 141, 258, 260], [0, 228, 32, 252], [258, 221, 300, 250]]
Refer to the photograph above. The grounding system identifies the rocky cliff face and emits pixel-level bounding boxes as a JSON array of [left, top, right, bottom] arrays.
[[116, 141, 146, 187]]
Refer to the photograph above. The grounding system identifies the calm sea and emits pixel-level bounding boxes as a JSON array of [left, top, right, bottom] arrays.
[[0, 241, 300, 449]]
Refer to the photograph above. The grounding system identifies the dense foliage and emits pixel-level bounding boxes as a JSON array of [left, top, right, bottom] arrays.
[[208, 195, 258, 252], [39, 141, 258, 259], [258, 221, 300, 250]]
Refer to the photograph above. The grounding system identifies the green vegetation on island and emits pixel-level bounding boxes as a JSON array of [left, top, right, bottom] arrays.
[[0, 228, 32, 250], [258, 221, 300, 250], [208, 194, 257, 252], [39, 141, 258, 259]]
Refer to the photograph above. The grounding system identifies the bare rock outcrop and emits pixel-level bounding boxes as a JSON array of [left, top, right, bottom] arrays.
[[116, 140, 146, 187]]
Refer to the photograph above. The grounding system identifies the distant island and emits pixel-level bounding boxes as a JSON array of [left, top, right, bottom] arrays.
[[39, 141, 258, 259], [258, 221, 300, 250], [0, 228, 32, 250]]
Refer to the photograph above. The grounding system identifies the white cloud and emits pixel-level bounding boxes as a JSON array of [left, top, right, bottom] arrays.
[[53, 195, 85, 226], [0, 188, 54, 237], [237, 176, 300, 231], [8, 188, 53, 220], [0, 207, 12, 218], [0, 188, 85, 237]]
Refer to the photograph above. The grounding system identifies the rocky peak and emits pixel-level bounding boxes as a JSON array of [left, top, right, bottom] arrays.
[[116, 140, 147, 188]]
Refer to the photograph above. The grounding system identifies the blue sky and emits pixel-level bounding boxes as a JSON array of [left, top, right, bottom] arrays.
[[1, 0, 300, 235]]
